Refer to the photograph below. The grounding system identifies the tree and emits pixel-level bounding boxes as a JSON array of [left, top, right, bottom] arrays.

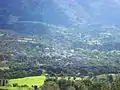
[[41, 81, 60, 90], [66, 86, 76, 90]]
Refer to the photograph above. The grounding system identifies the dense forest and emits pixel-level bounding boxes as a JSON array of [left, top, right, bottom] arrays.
[[38, 74, 120, 90], [0, 27, 120, 79]]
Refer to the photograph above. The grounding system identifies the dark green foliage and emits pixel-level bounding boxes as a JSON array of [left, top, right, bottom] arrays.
[[34, 85, 38, 90], [68, 76, 71, 80], [92, 82, 102, 90], [57, 78, 67, 90], [12, 83, 19, 87], [83, 79, 92, 87], [107, 75, 114, 83], [41, 81, 60, 90], [73, 76, 76, 80], [66, 86, 76, 90], [42, 75, 120, 90], [74, 80, 88, 90], [4, 64, 43, 79], [20, 84, 29, 87]]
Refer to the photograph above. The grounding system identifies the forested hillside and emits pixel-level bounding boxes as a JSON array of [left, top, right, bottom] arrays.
[[0, 27, 120, 79], [0, 0, 120, 79]]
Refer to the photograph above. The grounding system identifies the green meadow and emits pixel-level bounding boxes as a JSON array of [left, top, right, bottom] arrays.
[[0, 87, 29, 90], [9, 75, 46, 87], [0, 75, 46, 90]]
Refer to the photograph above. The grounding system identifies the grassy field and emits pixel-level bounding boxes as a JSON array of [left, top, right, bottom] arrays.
[[0, 86, 31, 90], [0, 87, 16, 90], [9, 75, 46, 87]]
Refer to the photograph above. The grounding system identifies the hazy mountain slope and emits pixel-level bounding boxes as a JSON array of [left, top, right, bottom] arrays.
[[0, 0, 120, 29]]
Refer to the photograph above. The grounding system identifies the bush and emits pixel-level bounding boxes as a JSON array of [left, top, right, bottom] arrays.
[[34, 85, 38, 90], [41, 81, 60, 90], [13, 83, 19, 87], [20, 84, 29, 87]]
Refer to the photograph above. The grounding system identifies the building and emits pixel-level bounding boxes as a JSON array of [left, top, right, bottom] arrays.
[[0, 79, 8, 86]]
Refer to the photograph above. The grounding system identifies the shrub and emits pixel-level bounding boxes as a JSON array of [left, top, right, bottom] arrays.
[[20, 84, 29, 87], [13, 83, 19, 87]]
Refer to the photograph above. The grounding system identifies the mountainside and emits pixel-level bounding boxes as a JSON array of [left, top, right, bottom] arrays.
[[0, 0, 120, 78], [0, 28, 120, 78], [1, 0, 120, 29]]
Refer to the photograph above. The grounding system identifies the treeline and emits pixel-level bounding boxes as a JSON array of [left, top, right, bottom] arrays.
[[40, 74, 120, 90], [4, 64, 42, 79], [2, 64, 120, 79]]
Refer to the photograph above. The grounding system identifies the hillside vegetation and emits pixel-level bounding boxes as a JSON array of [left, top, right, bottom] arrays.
[[0, 27, 120, 79]]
